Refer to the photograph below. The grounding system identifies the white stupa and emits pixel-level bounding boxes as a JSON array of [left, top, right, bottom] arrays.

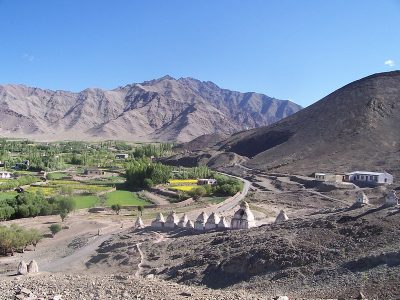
[[230, 201, 256, 229], [164, 211, 178, 229], [386, 190, 399, 206], [205, 212, 221, 230], [218, 216, 230, 229], [194, 212, 208, 230], [275, 210, 289, 223], [185, 220, 195, 229], [355, 191, 369, 205], [178, 214, 189, 228], [151, 212, 165, 228], [135, 216, 145, 228]]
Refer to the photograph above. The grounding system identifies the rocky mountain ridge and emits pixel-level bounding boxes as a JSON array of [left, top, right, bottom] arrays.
[[0, 76, 301, 142]]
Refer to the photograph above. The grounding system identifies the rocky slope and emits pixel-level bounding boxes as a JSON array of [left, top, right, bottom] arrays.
[[218, 71, 400, 176], [86, 204, 400, 299], [0, 76, 301, 142]]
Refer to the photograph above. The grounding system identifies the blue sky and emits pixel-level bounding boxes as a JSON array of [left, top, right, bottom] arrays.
[[0, 0, 399, 107]]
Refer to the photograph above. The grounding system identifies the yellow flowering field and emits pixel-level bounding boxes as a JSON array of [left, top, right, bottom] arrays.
[[169, 185, 197, 191], [168, 179, 198, 185]]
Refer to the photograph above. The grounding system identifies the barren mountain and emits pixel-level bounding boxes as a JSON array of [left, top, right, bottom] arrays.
[[219, 71, 400, 176], [0, 76, 301, 142]]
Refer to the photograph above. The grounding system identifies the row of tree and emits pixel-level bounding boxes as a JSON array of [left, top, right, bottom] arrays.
[[125, 158, 172, 188], [0, 192, 76, 221], [0, 224, 42, 256]]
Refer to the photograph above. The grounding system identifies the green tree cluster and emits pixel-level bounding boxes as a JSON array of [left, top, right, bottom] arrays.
[[0, 193, 76, 221], [125, 158, 172, 188], [0, 176, 38, 192], [0, 224, 42, 255]]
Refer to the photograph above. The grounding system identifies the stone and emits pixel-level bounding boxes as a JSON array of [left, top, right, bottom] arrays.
[[217, 216, 230, 229], [231, 201, 256, 229], [17, 261, 28, 275], [273, 296, 289, 300], [178, 214, 188, 228], [164, 211, 178, 229], [194, 212, 208, 230], [205, 212, 220, 230], [135, 216, 145, 228], [151, 212, 165, 228], [275, 210, 289, 223], [27, 260, 39, 273], [145, 274, 155, 279]]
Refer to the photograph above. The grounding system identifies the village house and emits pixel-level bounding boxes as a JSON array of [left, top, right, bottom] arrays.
[[0, 171, 12, 179], [84, 168, 104, 176], [314, 173, 344, 183], [115, 153, 129, 159], [197, 178, 217, 186], [344, 171, 393, 185]]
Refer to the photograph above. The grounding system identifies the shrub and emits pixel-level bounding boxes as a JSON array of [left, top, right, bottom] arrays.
[[111, 203, 122, 215], [49, 224, 62, 237]]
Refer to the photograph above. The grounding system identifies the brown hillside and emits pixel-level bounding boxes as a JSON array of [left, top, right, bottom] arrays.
[[221, 71, 400, 177]]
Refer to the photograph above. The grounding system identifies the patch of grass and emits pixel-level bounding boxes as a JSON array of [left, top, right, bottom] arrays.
[[72, 195, 99, 209], [47, 172, 68, 180], [106, 190, 151, 207]]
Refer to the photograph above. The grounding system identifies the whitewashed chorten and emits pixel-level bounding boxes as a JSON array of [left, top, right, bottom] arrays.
[[230, 201, 256, 229]]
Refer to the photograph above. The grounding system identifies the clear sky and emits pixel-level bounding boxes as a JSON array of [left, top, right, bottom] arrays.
[[0, 0, 399, 107]]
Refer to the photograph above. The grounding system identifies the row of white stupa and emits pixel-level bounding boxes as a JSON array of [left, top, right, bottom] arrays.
[[138, 201, 289, 231]]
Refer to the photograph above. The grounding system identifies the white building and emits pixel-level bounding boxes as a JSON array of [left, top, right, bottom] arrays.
[[314, 173, 344, 182], [344, 171, 393, 185], [231, 201, 256, 229]]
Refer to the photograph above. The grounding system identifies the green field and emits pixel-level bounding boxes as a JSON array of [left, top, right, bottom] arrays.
[[106, 191, 151, 206], [72, 195, 99, 209], [47, 172, 68, 180]]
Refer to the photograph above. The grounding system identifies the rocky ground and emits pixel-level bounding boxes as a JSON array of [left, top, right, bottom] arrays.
[[0, 273, 260, 300]]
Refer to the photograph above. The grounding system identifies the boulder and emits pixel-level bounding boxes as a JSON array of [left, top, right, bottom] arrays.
[[27, 260, 39, 273], [17, 261, 28, 275]]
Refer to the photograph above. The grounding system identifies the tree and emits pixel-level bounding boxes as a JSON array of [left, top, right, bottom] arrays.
[[137, 205, 144, 216], [49, 224, 61, 237], [57, 196, 76, 222], [188, 186, 207, 200], [111, 204, 121, 215]]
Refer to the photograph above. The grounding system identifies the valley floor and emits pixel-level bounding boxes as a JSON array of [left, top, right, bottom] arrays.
[[1, 169, 399, 299]]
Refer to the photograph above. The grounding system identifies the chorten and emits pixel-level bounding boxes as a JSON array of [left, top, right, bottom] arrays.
[[230, 201, 256, 229], [195, 212, 208, 230], [151, 212, 165, 228], [205, 212, 221, 230], [135, 216, 145, 228], [275, 210, 289, 223], [178, 214, 189, 228], [165, 211, 178, 229]]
